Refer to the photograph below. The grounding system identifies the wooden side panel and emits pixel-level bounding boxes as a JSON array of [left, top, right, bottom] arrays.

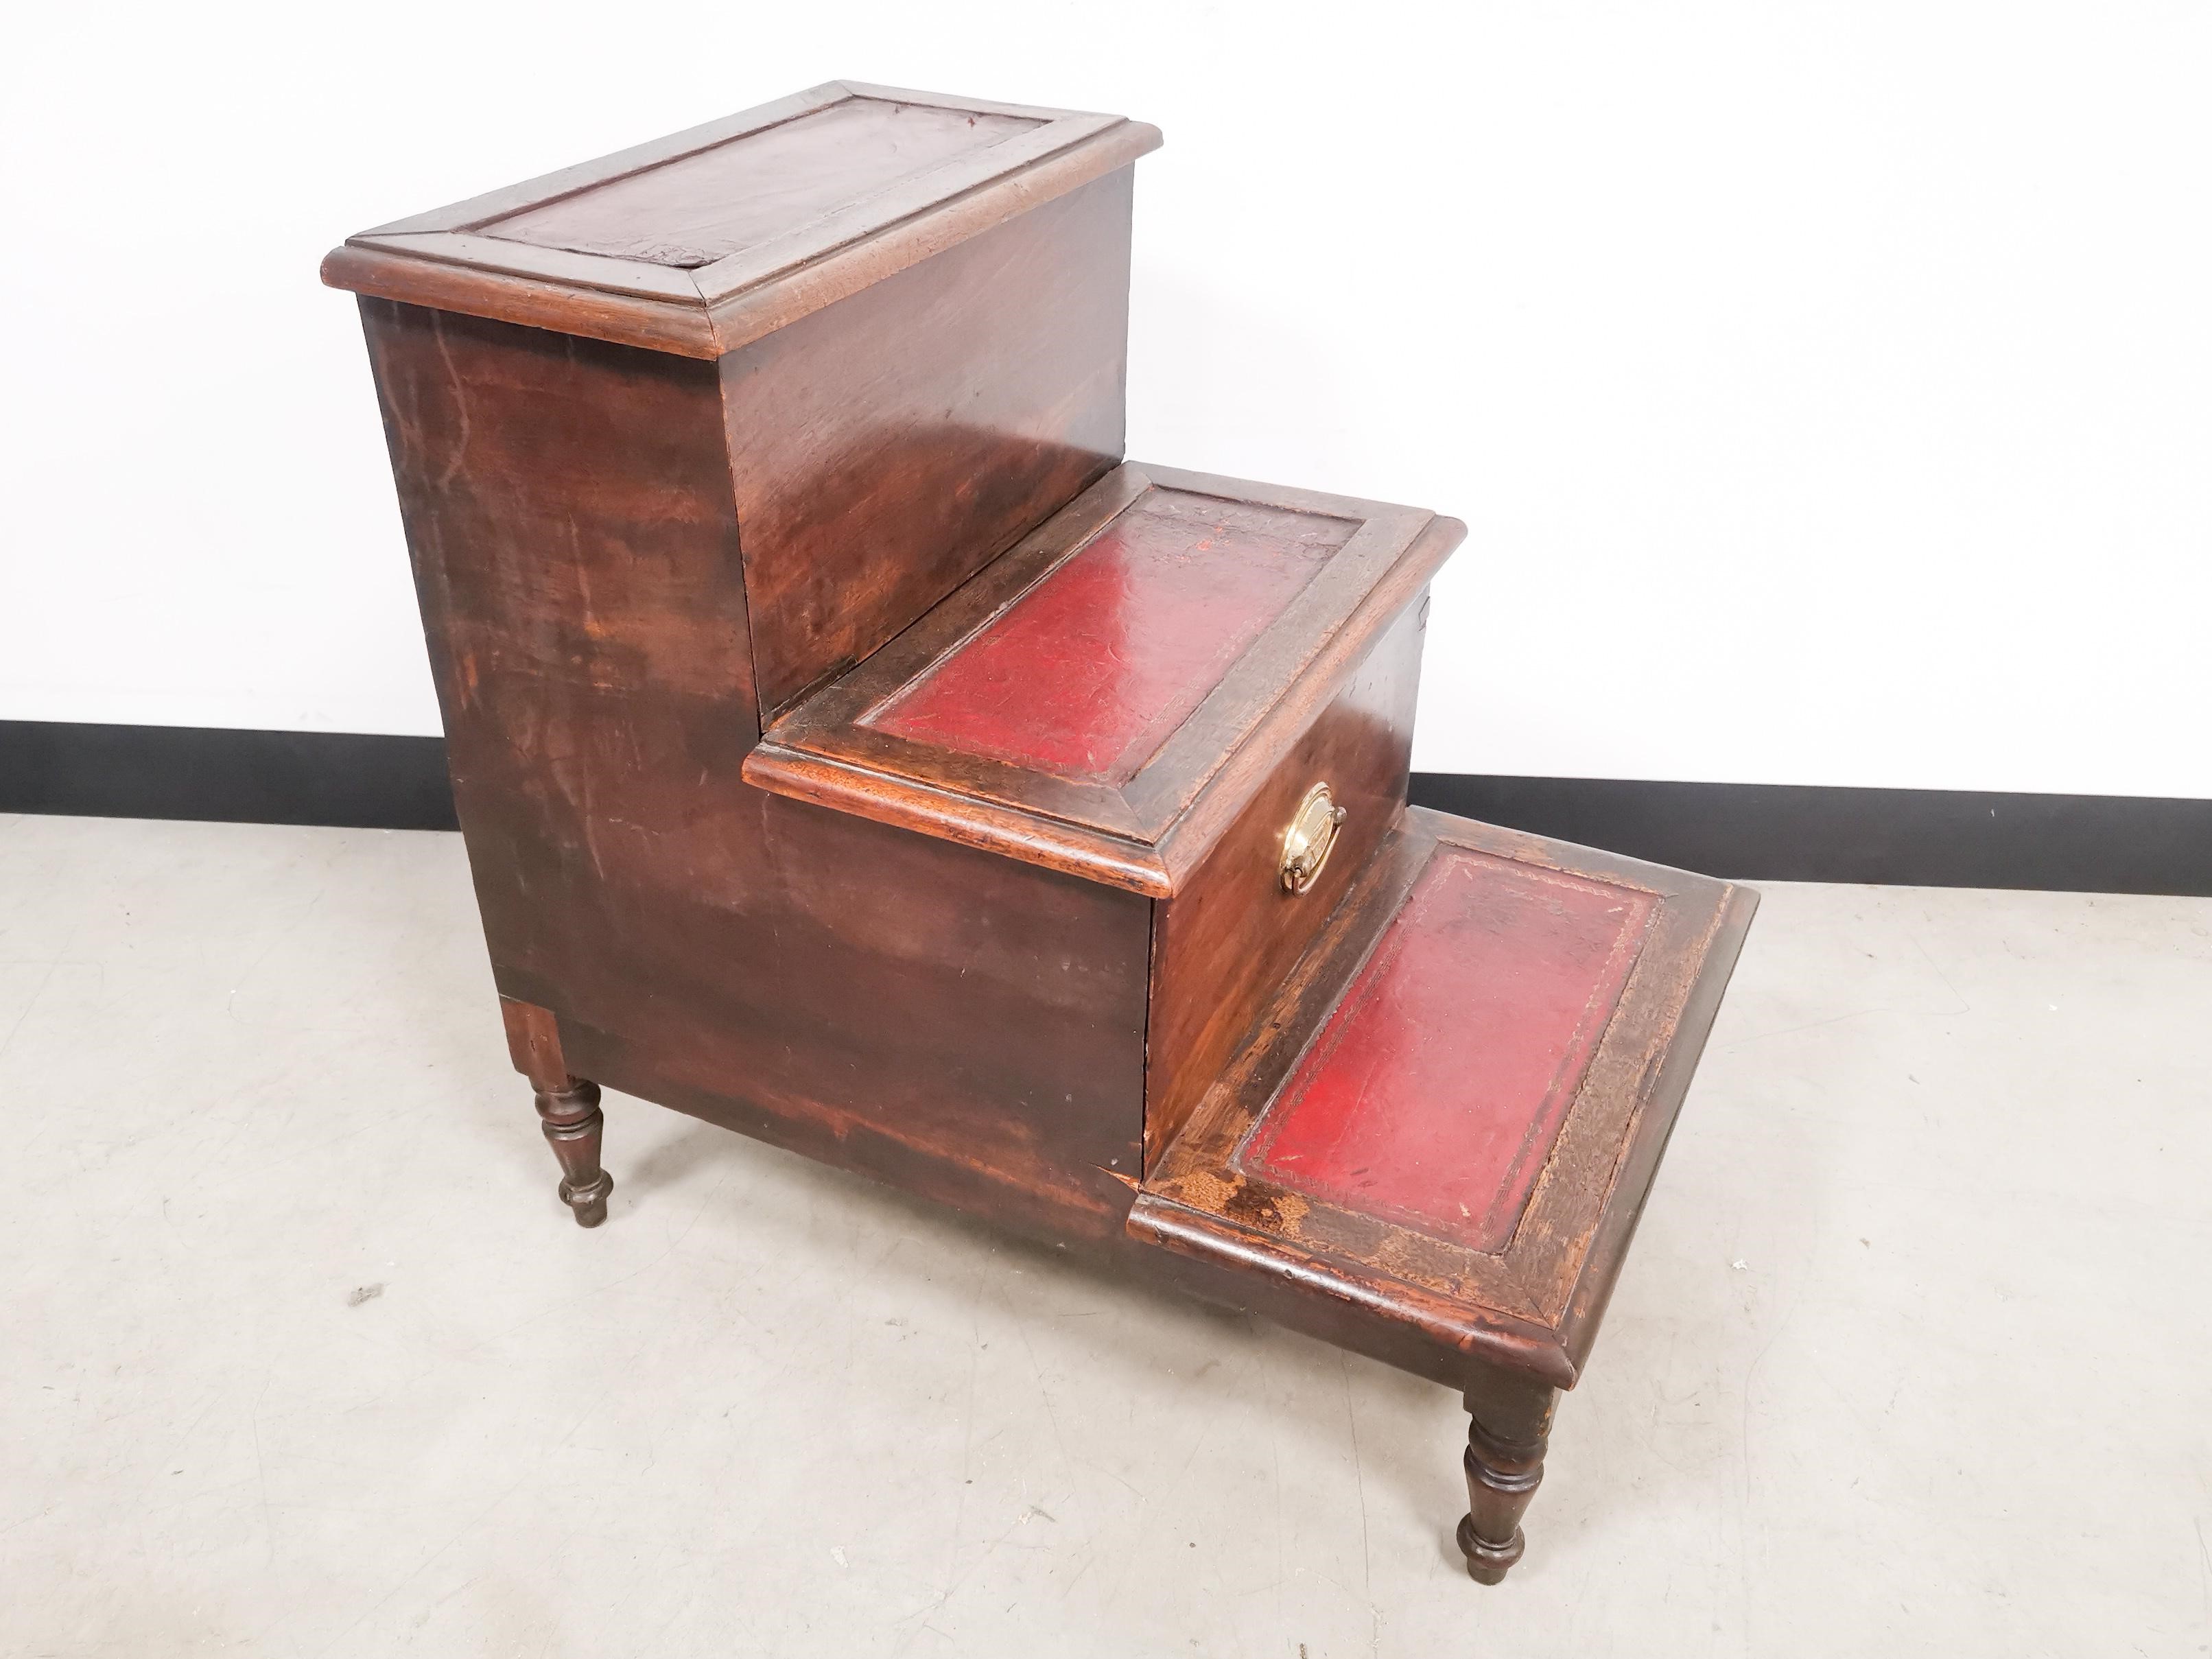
[[548, 795, 1153, 1238], [869, 487, 1353, 784], [360, 298, 1149, 1239], [1238, 848, 1657, 1254], [721, 168, 1133, 720], [1142, 599, 1426, 1171]]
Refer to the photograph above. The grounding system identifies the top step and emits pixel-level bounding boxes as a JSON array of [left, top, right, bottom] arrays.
[[744, 462, 1466, 897], [322, 81, 1161, 357]]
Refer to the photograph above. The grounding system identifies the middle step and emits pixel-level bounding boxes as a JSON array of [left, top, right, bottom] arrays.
[[744, 460, 1466, 1173]]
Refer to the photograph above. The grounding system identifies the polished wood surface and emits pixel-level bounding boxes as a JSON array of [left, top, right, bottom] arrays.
[[335, 87, 1761, 1590], [744, 464, 1463, 893], [1459, 1370, 1558, 1584], [534, 1079, 612, 1228], [498, 994, 569, 1092], [484, 97, 1042, 268], [1144, 600, 1423, 1171], [1132, 806, 1759, 1386], [723, 170, 1131, 720], [360, 296, 1151, 1243], [321, 82, 1160, 357], [501, 993, 611, 1225]]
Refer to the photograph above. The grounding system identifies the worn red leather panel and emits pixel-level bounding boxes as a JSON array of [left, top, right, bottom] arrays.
[[1238, 847, 1657, 1253], [866, 487, 1354, 783]]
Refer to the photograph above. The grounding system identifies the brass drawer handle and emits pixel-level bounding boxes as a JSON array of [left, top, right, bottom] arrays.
[[1280, 781, 1348, 895]]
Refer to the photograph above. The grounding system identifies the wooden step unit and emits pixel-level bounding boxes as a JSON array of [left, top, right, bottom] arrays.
[[325, 82, 1758, 1586], [745, 460, 1465, 1175]]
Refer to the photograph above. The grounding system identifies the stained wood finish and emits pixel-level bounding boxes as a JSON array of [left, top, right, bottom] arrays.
[[321, 82, 1162, 358], [534, 1079, 613, 1228], [484, 99, 1043, 268], [1143, 599, 1424, 1171], [499, 995, 570, 1092], [1131, 806, 1759, 1387], [736, 455, 1459, 1178], [722, 170, 1133, 720], [744, 464, 1464, 895], [334, 87, 1765, 1592], [1458, 1369, 1558, 1584], [501, 994, 611, 1225], [360, 297, 1151, 1245]]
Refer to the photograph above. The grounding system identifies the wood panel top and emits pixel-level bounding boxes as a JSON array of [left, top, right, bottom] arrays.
[[320, 82, 1162, 357], [483, 99, 1044, 269], [1130, 809, 1758, 1386], [742, 464, 1466, 897]]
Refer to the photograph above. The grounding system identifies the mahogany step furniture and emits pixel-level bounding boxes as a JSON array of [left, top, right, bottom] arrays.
[[325, 81, 1757, 1585]]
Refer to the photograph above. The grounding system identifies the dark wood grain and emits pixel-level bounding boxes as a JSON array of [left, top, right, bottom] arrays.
[[498, 995, 570, 1092], [742, 465, 1463, 891], [722, 169, 1133, 720], [1144, 598, 1424, 1171], [534, 1079, 612, 1228], [334, 89, 1762, 1593], [360, 296, 1152, 1246], [1457, 1369, 1557, 1584], [322, 82, 1160, 358], [502, 993, 610, 1225], [482, 97, 1044, 268]]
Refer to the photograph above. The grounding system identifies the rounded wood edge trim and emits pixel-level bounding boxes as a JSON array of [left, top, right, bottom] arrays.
[[320, 244, 722, 359], [700, 122, 1162, 353], [320, 121, 1160, 360], [1549, 880, 1761, 1372], [1127, 1195, 1579, 1389], [742, 744, 1175, 898], [1153, 513, 1469, 887]]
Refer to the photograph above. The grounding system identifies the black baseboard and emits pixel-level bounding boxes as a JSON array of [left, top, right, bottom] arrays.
[[1407, 773, 2212, 896], [3, 720, 2206, 895], [0, 720, 458, 832]]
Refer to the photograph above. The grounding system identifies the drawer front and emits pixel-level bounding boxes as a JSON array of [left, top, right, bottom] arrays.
[[1142, 593, 1428, 1171]]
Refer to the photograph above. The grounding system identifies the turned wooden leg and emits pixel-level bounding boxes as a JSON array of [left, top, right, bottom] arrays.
[[1456, 1370, 1557, 1584], [502, 994, 613, 1228], [534, 1078, 612, 1226]]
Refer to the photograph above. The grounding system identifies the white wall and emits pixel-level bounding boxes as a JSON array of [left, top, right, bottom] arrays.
[[5, 3, 2208, 795]]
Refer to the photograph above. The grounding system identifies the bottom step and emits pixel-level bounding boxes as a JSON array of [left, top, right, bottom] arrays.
[[1130, 805, 1756, 1390]]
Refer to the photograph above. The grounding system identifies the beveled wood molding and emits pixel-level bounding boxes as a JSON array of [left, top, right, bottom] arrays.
[[1125, 1193, 1583, 1388], [742, 463, 1464, 895], [1135, 808, 1759, 1379], [321, 82, 1162, 359]]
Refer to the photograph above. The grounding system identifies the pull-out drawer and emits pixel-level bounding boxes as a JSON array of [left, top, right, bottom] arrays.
[[1130, 807, 1758, 1389], [744, 461, 1467, 1173]]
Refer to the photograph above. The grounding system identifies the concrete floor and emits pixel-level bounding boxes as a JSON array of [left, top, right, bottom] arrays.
[[1, 813, 2206, 1658]]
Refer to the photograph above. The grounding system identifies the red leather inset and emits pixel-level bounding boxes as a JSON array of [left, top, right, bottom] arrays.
[[1238, 847, 1656, 1253], [867, 489, 1350, 783]]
